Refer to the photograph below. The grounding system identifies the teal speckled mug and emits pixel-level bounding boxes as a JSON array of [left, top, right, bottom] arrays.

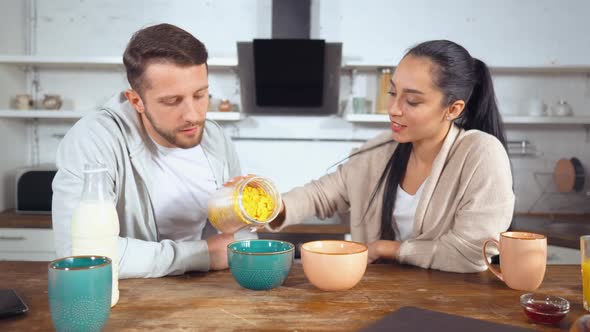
[[228, 239, 294, 290], [48, 256, 112, 332]]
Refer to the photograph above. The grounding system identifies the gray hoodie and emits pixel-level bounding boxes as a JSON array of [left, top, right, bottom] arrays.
[[52, 94, 242, 278]]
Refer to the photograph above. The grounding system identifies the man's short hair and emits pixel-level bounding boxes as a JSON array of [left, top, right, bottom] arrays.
[[123, 23, 208, 94]]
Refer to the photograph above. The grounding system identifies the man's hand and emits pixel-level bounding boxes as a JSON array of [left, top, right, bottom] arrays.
[[367, 240, 401, 264], [207, 233, 235, 270]]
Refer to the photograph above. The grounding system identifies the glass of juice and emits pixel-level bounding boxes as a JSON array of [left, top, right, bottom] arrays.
[[581, 235, 590, 311]]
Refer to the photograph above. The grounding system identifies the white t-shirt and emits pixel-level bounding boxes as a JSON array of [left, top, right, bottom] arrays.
[[393, 181, 426, 241], [147, 142, 217, 242]]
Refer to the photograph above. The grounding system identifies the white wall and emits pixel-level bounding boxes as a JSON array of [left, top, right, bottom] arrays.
[[0, 0, 28, 211], [317, 0, 590, 66], [0, 0, 27, 54], [34, 0, 272, 57], [1, 0, 590, 214], [0, 0, 28, 106]]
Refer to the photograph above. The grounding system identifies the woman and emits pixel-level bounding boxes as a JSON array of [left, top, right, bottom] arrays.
[[267, 40, 514, 273]]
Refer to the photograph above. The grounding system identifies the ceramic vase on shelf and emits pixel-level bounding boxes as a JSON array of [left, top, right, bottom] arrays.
[[42, 94, 63, 110], [551, 99, 574, 116]]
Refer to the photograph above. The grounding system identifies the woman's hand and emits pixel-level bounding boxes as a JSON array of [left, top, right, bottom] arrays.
[[367, 240, 401, 264], [267, 200, 286, 229]]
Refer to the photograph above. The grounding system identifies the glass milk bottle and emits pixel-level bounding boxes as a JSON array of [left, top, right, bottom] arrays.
[[71, 164, 120, 307]]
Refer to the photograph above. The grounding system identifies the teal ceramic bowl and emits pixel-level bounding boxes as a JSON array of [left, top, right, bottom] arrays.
[[227, 239, 294, 290], [48, 256, 112, 332]]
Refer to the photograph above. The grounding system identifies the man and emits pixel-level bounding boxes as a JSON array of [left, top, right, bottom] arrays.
[[52, 23, 245, 278]]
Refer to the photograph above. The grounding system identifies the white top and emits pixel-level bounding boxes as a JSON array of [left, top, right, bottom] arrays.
[[148, 142, 217, 242], [393, 182, 426, 241]]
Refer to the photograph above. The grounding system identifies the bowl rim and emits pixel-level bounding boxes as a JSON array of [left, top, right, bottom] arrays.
[[227, 239, 295, 256], [301, 240, 368, 255], [519, 293, 570, 314], [49, 255, 112, 271], [501, 231, 546, 240]]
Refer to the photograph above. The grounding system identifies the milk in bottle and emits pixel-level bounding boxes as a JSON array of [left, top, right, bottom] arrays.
[[71, 164, 120, 307]]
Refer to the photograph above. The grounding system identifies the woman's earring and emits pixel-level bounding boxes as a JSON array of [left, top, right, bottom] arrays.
[[446, 115, 452, 121]]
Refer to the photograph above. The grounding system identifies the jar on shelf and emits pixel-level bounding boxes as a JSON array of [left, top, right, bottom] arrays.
[[218, 99, 232, 112], [375, 68, 392, 114], [208, 176, 282, 234], [15, 94, 34, 110]]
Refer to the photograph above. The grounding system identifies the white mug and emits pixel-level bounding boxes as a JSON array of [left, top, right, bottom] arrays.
[[527, 98, 547, 117], [352, 97, 368, 114]]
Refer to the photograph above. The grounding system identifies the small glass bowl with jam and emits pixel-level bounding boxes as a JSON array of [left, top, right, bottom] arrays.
[[520, 293, 570, 324]]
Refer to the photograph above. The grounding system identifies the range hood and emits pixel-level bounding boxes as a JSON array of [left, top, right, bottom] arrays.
[[237, 0, 342, 115], [271, 0, 311, 39]]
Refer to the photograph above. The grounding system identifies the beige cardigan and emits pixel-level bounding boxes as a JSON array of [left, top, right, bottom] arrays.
[[271, 124, 515, 273]]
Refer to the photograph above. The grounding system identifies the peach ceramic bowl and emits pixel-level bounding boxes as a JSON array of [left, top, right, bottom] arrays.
[[300, 240, 368, 291]]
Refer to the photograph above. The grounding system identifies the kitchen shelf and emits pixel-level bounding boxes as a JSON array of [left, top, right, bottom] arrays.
[[0, 110, 242, 121], [0, 110, 83, 119], [491, 66, 590, 74], [0, 55, 238, 69], [344, 114, 389, 123], [342, 62, 396, 71], [345, 113, 590, 125], [501, 116, 590, 125], [206, 112, 242, 121], [4, 56, 587, 73], [342, 62, 590, 74]]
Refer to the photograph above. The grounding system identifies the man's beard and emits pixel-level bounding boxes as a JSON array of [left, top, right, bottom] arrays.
[[143, 107, 204, 149]]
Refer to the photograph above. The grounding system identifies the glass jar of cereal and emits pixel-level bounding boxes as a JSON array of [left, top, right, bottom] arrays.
[[208, 176, 281, 234]]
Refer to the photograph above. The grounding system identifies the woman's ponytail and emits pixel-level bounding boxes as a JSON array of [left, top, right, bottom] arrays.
[[460, 59, 507, 149]]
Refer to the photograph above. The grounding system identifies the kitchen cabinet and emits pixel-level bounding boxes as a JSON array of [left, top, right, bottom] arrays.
[[0, 210, 54, 261], [0, 228, 55, 261]]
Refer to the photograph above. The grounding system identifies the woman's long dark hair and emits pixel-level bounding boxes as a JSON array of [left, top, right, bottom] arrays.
[[374, 40, 507, 240]]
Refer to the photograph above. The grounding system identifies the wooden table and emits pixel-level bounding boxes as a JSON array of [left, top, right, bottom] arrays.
[[0, 262, 585, 331]]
